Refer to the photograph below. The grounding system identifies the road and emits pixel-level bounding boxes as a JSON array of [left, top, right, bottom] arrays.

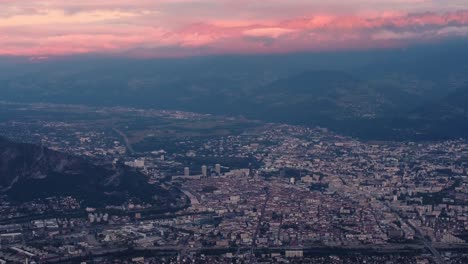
[[385, 201, 445, 264], [249, 187, 270, 264], [180, 189, 200, 207], [113, 128, 135, 154], [334, 176, 445, 264]]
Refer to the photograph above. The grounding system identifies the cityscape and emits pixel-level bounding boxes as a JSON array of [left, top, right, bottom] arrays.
[[1, 1, 468, 263], [0, 102, 466, 263]]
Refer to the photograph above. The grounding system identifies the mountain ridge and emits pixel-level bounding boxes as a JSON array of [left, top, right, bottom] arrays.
[[0, 137, 172, 206]]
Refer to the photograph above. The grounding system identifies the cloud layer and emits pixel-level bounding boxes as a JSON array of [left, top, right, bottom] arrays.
[[1, 0, 468, 57]]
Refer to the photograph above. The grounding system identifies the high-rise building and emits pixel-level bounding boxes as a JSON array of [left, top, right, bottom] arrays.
[[290, 177, 296, 184], [201, 165, 207, 177], [184, 167, 190, 177], [215, 164, 221, 175]]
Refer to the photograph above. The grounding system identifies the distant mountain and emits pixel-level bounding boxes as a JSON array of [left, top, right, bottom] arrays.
[[248, 70, 417, 123], [328, 86, 468, 141], [3, 44, 466, 117], [2, 41, 468, 140], [0, 137, 171, 206], [396, 86, 468, 140], [410, 86, 468, 120]]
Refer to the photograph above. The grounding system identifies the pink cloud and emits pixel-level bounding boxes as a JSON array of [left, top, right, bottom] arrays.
[[243, 27, 296, 38], [0, 1, 468, 57]]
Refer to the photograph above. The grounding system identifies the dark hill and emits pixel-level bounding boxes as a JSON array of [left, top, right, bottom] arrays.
[[0, 137, 172, 206], [410, 86, 468, 120], [329, 86, 468, 141]]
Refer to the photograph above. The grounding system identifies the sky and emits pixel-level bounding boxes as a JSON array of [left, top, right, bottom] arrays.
[[1, 0, 468, 58]]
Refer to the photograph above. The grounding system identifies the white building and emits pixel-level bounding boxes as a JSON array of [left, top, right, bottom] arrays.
[[201, 165, 207, 177]]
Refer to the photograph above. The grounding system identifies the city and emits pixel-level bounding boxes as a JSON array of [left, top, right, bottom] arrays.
[[2, 1, 468, 263], [0, 102, 466, 263]]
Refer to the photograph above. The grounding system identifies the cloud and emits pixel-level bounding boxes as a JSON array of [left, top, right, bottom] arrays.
[[372, 30, 422, 40], [0, 10, 140, 27], [243, 27, 296, 38], [0, 0, 467, 57]]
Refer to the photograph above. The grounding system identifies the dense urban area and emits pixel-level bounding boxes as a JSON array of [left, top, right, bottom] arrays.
[[0, 102, 467, 264]]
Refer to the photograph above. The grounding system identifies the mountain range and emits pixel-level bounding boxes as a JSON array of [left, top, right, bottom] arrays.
[[1, 40, 468, 140]]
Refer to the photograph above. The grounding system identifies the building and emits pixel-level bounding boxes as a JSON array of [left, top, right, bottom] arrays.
[[137, 159, 145, 168], [184, 167, 190, 177], [301, 175, 314, 184], [285, 250, 303, 258], [224, 169, 250, 177], [125, 159, 145, 168], [215, 164, 221, 175], [201, 165, 207, 177]]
